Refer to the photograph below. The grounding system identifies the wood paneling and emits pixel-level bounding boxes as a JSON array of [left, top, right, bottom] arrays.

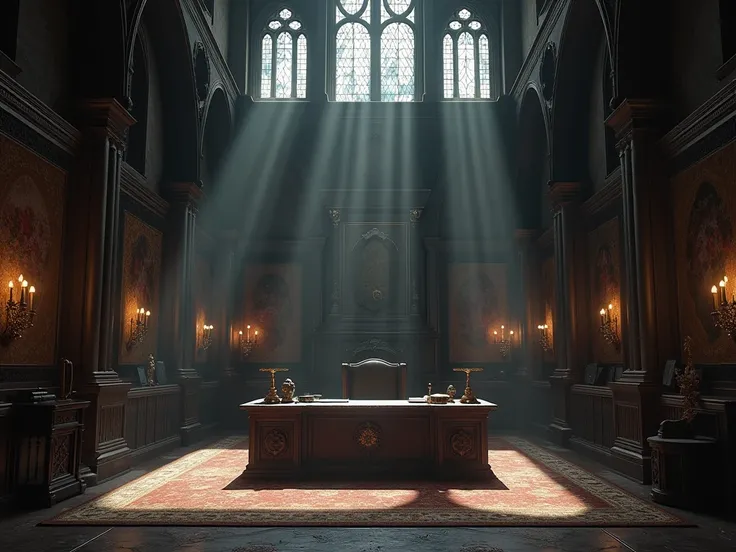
[[570, 384, 615, 448], [126, 385, 180, 460], [199, 380, 219, 427], [0, 402, 10, 503]]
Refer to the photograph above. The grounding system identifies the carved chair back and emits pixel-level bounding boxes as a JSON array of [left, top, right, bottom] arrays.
[[341, 358, 407, 400]]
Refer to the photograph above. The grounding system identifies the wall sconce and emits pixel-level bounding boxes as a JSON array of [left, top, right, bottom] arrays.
[[1, 274, 36, 345], [537, 324, 552, 352], [197, 324, 214, 351], [491, 325, 515, 359], [238, 324, 259, 359], [711, 276, 736, 339], [598, 302, 620, 350], [126, 307, 150, 350]]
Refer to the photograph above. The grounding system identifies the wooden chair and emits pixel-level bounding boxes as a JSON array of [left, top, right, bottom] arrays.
[[341, 358, 407, 400]]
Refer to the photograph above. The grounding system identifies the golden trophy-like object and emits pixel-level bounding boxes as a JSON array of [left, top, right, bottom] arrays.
[[453, 367, 483, 404], [446, 384, 457, 403], [281, 378, 296, 403], [260, 367, 289, 404]]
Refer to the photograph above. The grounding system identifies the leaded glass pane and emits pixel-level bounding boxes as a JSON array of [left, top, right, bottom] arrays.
[[297, 35, 308, 98], [381, 1, 391, 22], [469, 21, 481, 30], [335, 22, 371, 101], [275, 32, 293, 98], [443, 34, 454, 99], [449, 20, 461, 30], [387, 0, 412, 15], [380, 22, 414, 101], [279, 8, 292, 19], [260, 35, 273, 98], [457, 32, 475, 98], [339, 0, 369, 21], [268, 20, 281, 29], [289, 21, 302, 30], [479, 34, 491, 99], [458, 9, 471, 20]]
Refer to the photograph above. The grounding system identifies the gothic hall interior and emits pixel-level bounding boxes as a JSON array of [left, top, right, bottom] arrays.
[[1, 1, 736, 551]]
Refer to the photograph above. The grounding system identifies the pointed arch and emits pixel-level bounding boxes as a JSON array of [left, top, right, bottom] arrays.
[[517, 85, 551, 229]]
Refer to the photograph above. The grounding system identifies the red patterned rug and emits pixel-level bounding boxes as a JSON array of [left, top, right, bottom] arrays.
[[43, 436, 685, 527]]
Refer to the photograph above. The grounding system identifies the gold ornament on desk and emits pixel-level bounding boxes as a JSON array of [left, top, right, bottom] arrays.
[[260, 367, 289, 404], [281, 378, 296, 403], [711, 276, 736, 340], [446, 384, 457, 402], [453, 367, 483, 404], [598, 302, 620, 350], [1, 274, 37, 345]]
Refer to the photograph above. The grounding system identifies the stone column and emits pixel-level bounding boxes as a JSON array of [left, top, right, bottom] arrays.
[[60, 99, 135, 484], [606, 99, 676, 482], [513, 229, 537, 380], [160, 182, 203, 445], [547, 181, 582, 444], [214, 241, 240, 427]]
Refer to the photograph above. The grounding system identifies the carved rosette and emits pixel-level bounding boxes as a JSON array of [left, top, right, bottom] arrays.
[[263, 429, 288, 457], [450, 430, 474, 458], [355, 422, 381, 451]]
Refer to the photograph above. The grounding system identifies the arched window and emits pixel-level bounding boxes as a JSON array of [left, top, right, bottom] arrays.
[[332, 0, 420, 102], [442, 8, 493, 100], [259, 8, 307, 99]]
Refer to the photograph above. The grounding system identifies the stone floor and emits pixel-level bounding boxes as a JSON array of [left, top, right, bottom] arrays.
[[0, 434, 734, 552]]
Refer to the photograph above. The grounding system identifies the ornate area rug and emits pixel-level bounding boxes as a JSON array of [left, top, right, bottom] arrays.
[[43, 436, 686, 527]]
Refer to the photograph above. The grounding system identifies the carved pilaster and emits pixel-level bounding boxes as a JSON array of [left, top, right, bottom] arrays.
[[547, 182, 582, 444], [161, 182, 204, 444], [60, 99, 135, 484]]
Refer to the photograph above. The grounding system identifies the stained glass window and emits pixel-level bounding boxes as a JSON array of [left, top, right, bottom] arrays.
[[258, 7, 307, 99], [333, 0, 419, 101], [443, 8, 494, 99]]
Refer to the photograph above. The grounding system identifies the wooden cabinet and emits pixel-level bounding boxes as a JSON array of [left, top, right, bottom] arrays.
[[10, 391, 89, 507]]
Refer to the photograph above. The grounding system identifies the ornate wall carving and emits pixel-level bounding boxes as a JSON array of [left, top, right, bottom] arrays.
[[0, 134, 65, 365]]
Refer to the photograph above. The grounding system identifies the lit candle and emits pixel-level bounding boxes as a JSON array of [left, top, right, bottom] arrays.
[[493, 330, 498, 343], [29, 286, 35, 311], [20, 280, 28, 305], [145, 310, 150, 327], [247, 324, 251, 341], [501, 325, 505, 340], [720, 280, 727, 304], [608, 303, 613, 323], [600, 308, 605, 325], [254, 330, 259, 343], [712, 285, 719, 310], [8, 281, 13, 303], [510, 330, 515, 344]]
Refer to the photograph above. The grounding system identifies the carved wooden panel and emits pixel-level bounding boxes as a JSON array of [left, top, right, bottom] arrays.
[[615, 404, 641, 444], [570, 385, 615, 448], [98, 404, 126, 445], [256, 422, 298, 464], [199, 380, 219, 426], [50, 433, 71, 480], [126, 385, 181, 452], [342, 223, 408, 317]]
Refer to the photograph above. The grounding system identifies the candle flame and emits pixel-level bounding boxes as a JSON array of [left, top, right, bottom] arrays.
[[720, 280, 726, 287], [608, 303, 613, 310], [21, 280, 28, 288], [239, 330, 243, 335], [8, 281, 12, 288], [145, 311, 150, 316], [712, 285, 719, 293], [600, 308, 605, 315], [18, 274, 23, 282], [29, 286, 35, 293]]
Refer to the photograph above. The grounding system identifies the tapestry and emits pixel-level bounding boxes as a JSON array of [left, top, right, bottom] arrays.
[[540, 255, 555, 363], [587, 217, 622, 364], [449, 263, 508, 363], [42, 435, 686, 527], [243, 264, 302, 363], [673, 141, 736, 362], [0, 135, 65, 365], [118, 212, 162, 365], [194, 254, 213, 364]]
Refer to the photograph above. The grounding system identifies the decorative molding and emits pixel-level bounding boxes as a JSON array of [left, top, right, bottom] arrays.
[[548, 180, 581, 211], [193, 41, 211, 104], [78, 98, 136, 149], [580, 167, 622, 219], [350, 338, 402, 357], [511, 0, 569, 102], [181, 0, 240, 99], [0, 70, 80, 156], [537, 227, 554, 250], [120, 163, 170, 218]]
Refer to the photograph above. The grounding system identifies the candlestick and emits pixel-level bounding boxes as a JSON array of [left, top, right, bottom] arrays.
[[720, 280, 727, 304], [8, 281, 13, 303], [712, 285, 719, 310], [145, 310, 150, 327], [29, 286, 35, 311], [20, 280, 28, 305]]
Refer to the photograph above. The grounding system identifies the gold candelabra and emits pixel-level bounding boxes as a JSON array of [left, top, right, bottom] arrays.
[[453, 367, 483, 404], [260, 367, 289, 404], [1, 274, 37, 346], [238, 324, 259, 359], [491, 325, 515, 359], [197, 323, 214, 351], [126, 307, 150, 350], [537, 323, 551, 352], [598, 302, 620, 350], [711, 277, 736, 340]]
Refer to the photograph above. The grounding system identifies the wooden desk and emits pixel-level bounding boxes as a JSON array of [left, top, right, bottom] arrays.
[[239, 399, 497, 480]]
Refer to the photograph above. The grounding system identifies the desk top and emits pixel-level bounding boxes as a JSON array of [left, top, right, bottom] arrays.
[[240, 398, 497, 409]]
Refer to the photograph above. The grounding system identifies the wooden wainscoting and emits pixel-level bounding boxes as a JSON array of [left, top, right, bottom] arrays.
[[0, 402, 10, 506], [527, 380, 552, 434], [569, 384, 615, 462], [126, 385, 181, 462], [199, 380, 220, 430]]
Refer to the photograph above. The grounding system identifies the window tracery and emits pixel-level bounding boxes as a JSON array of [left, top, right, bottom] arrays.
[[259, 8, 307, 99], [442, 8, 493, 100]]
